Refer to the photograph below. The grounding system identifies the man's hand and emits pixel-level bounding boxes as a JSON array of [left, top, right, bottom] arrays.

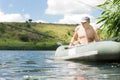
[[64, 46, 72, 49]]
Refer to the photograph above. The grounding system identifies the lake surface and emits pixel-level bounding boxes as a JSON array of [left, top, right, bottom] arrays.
[[0, 50, 120, 80]]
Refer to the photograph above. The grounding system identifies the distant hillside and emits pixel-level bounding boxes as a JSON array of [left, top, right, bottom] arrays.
[[0, 22, 76, 50]]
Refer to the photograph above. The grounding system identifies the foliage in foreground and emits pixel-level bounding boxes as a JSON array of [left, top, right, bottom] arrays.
[[97, 0, 120, 40]]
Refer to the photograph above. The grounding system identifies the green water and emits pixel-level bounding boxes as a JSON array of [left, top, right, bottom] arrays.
[[0, 50, 120, 80]]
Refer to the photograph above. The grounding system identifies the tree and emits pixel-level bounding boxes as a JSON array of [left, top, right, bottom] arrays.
[[28, 19, 32, 23], [97, 0, 120, 39]]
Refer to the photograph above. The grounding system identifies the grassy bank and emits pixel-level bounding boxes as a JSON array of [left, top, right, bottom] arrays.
[[0, 22, 76, 50]]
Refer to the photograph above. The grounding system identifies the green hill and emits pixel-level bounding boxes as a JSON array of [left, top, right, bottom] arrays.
[[0, 22, 76, 50]]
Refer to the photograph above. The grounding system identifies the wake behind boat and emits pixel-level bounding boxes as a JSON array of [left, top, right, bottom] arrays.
[[55, 41, 120, 62]]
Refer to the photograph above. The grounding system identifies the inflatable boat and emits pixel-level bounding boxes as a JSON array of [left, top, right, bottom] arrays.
[[55, 41, 120, 62]]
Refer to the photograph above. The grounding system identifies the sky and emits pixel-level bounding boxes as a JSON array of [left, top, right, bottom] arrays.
[[0, 0, 106, 25]]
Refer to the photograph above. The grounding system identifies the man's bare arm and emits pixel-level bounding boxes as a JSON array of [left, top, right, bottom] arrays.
[[94, 28, 99, 41], [69, 32, 78, 46]]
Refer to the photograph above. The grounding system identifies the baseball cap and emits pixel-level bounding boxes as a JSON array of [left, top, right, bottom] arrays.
[[81, 16, 90, 23]]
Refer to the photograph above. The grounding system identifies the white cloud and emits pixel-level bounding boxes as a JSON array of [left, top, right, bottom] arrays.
[[58, 14, 96, 24], [58, 14, 101, 28], [46, 0, 106, 15], [46, 0, 106, 25], [0, 11, 31, 22], [0, 11, 46, 23]]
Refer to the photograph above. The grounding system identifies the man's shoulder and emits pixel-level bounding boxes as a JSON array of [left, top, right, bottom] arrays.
[[76, 25, 80, 28], [76, 24, 82, 28], [75, 25, 81, 31], [89, 24, 97, 30]]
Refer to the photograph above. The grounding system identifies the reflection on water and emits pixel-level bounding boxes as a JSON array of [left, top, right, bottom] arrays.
[[0, 50, 120, 80]]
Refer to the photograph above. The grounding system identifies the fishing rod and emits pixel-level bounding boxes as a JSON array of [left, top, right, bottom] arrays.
[[76, 0, 102, 11]]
